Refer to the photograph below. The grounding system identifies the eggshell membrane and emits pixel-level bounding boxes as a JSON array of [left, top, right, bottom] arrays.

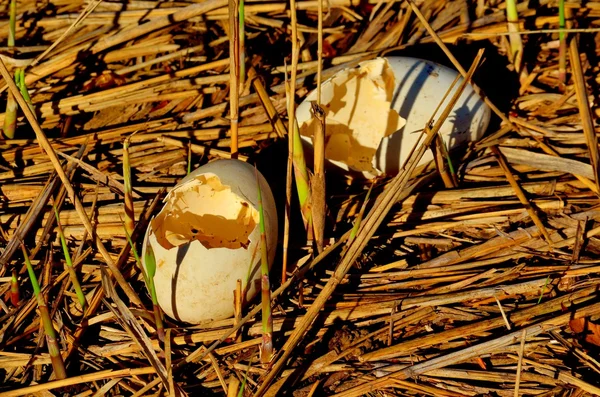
[[142, 159, 278, 324], [297, 56, 491, 178]]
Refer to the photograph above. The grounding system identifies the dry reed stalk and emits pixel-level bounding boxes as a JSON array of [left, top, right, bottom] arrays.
[[233, 279, 243, 342], [0, 367, 157, 397], [249, 68, 286, 138], [514, 329, 527, 397], [566, 7, 600, 191], [490, 146, 553, 245], [0, 143, 86, 267], [311, 102, 326, 253]]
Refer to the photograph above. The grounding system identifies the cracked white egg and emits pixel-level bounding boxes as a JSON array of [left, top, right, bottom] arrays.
[[141, 159, 278, 324], [297, 56, 491, 178]]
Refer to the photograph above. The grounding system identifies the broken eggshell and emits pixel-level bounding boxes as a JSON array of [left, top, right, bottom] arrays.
[[141, 159, 277, 324], [297, 56, 491, 178]]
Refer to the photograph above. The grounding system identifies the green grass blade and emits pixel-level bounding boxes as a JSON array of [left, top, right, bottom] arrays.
[[237, 354, 254, 397], [54, 205, 87, 311]]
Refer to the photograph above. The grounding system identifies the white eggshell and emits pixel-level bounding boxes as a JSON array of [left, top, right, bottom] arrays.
[[141, 159, 278, 324], [297, 56, 491, 177]]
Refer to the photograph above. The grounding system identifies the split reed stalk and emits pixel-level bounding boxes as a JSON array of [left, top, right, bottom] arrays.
[[255, 168, 273, 363], [20, 244, 67, 379], [229, 0, 240, 158]]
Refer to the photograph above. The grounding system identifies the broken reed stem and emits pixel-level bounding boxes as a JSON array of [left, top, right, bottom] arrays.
[[490, 146, 553, 246], [233, 279, 243, 342], [567, 7, 600, 191], [254, 46, 487, 397], [255, 167, 273, 363], [514, 330, 527, 397], [2, 0, 17, 139], [558, 0, 566, 85], [250, 67, 286, 139], [0, 57, 142, 306], [54, 205, 87, 312], [20, 243, 67, 380], [123, 136, 135, 236], [311, 102, 326, 254], [505, 0, 523, 72], [229, 0, 240, 158]]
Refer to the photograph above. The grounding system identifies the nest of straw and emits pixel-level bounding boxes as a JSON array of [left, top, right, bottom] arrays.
[[1, 0, 600, 395]]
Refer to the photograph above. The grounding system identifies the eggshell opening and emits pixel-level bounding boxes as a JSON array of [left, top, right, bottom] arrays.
[[297, 56, 491, 178], [297, 57, 406, 176], [142, 159, 278, 325], [151, 173, 259, 251]]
